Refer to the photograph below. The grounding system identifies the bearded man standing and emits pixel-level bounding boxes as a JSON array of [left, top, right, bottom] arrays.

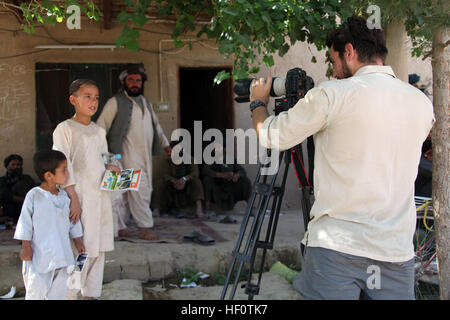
[[97, 64, 171, 240]]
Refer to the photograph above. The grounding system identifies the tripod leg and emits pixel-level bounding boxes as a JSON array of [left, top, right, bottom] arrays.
[[219, 169, 263, 300], [227, 180, 276, 299], [221, 193, 263, 300], [220, 151, 290, 300], [244, 151, 291, 299]]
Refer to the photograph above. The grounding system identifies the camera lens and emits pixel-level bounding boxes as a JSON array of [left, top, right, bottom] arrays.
[[233, 77, 286, 103]]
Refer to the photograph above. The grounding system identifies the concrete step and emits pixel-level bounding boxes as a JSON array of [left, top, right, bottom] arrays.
[[0, 210, 305, 299]]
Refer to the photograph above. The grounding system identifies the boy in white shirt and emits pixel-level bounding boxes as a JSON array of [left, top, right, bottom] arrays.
[[14, 149, 85, 300]]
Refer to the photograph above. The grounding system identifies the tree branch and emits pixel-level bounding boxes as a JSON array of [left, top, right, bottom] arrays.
[[424, 39, 450, 60], [0, 1, 22, 10]]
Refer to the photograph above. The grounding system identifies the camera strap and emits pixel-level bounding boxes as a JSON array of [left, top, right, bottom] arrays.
[[291, 137, 314, 189]]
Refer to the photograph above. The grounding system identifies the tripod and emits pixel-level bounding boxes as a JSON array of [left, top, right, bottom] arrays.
[[219, 139, 314, 300]]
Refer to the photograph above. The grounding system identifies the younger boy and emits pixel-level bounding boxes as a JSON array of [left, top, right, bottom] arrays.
[[14, 149, 85, 300]]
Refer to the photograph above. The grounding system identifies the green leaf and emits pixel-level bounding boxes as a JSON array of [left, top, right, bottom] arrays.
[[131, 14, 147, 26], [233, 68, 249, 80], [174, 39, 184, 48], [249, 66, 260, 74], [125, 38, 139, 52], [213, 70, 231, 85], [222, 7, 238, 17], [115, 35, 125, 48], [261, 13, 271, 25], [262, 54, 274, 67], [117, 11, 130, 24], [279, 43, 290, 56]]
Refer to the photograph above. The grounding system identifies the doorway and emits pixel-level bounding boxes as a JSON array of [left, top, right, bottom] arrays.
[[35, 63, 126, 150], [179, 67, 234, 152]]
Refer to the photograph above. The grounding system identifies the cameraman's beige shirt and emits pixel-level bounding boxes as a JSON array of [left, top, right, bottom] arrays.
[[259, 65, 434, 262]]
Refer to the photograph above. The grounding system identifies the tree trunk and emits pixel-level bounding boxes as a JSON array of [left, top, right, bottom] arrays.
[[384, 20, 409, 82], [431, 26, 450, 300]]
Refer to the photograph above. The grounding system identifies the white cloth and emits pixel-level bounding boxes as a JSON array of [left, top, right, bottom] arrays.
[[259, 65, 435, 262], [53, 119, 114, 257], [97, 93, 169, 228], [22, 262, 71, 300], [14, 187, 83, 273], [80, 252, 105, 298]]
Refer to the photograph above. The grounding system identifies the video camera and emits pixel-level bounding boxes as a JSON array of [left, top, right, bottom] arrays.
[[233, 67, 314, 115]]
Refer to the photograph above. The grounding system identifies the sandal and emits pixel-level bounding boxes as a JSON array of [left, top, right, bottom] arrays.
[[176, 212, 186, 219], [118, 229, 131, 238], [183, 231, 202, 242], [219, 216, 238, 224], [139, 229, 159, 241], [198, 211, 216, 221], [183, 231, 216, 246], [194, 234, 215, 246]]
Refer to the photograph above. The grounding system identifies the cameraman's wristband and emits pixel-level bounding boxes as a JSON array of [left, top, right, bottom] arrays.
[[249, 100, 267, 112]]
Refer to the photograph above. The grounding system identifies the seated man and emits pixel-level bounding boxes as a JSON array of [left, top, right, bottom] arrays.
[[202, 146, 251, 214], [415, 135, 432, 197], [408, 73, 420, 88], [152, 140, 205, 219], [0, 154, 36, 223]]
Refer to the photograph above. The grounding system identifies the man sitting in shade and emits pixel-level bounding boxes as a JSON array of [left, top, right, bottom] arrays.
[[202, 144, 252, 215], [0, 154, 36, 223], [408, 73, 421, 88], [152, 139, 205, 219]]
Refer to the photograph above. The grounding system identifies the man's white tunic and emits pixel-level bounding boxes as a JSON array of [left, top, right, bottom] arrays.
[[259, 66, 434, 262], [97, 93, 169, 228]]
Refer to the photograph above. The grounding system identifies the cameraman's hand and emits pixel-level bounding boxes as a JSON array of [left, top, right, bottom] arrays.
[[250, 77, 272, 105]]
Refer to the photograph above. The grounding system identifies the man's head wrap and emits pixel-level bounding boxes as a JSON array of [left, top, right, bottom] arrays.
[[4, 154, 22, 168], [119, 64, 148, 84]]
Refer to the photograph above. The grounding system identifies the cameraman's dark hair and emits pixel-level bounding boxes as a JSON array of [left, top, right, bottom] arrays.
[[69, 79, 98, 96], [326, 16, 388, 63], [33, 149, 67, 182]]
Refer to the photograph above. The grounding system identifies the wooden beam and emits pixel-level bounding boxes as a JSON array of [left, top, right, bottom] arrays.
[[103, 0, 112, 30]]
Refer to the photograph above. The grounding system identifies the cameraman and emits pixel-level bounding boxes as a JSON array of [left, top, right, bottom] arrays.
[[249, 17, 434, 300]]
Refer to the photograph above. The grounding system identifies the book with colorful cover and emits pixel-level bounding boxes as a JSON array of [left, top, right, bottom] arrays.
[[100, 168, 141, 191]]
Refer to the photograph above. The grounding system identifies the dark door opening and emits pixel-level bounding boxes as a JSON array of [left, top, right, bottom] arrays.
[[179, 67, 234, 153], [35, 63, 126, 150]]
